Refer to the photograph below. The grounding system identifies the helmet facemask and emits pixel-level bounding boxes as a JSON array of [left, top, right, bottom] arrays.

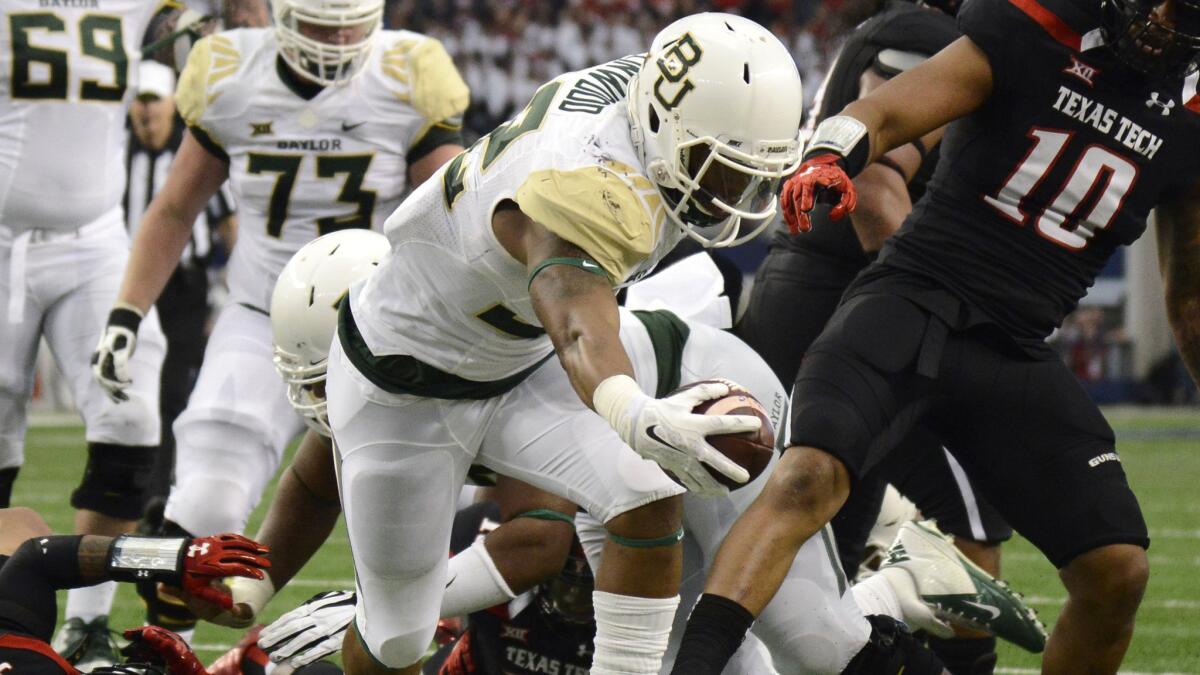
[[1103, 0, 1200, 80], [656, 136, 799, 247], [274, 349, 331, 434], [275, 0, 383, 86]]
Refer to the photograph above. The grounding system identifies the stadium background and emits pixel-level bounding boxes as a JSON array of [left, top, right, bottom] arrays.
[[20, 0, 1200, 670]]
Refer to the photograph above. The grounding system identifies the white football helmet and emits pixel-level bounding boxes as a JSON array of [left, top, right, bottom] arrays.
[[271, 229, 389, 433], [274, 0, 384, 86], [628, 13, 803, 247]]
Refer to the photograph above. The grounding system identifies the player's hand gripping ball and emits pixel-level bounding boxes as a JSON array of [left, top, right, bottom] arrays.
[[667, 380, 775, 489]]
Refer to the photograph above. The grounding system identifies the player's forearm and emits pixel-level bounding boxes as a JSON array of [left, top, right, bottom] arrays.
[[847, 162, 912, 253], [530, 265, 633, 408], [841, 37, 992, 165], [118, 203, 197, 313], [255, 431, 341, 589], [1166, 295, 1200, 385]]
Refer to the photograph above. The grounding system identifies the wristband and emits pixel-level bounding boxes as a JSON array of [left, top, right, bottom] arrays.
[[107, 536, 186, 585], [592, 374, 646, 445], [803, 115, 870, 177], [107, 302, 145, 332]]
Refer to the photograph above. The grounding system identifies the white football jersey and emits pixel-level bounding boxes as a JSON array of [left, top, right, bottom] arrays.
[[176, 27, 467, 310], [0, 0, 175, 231], [353, 55, 684, 383]]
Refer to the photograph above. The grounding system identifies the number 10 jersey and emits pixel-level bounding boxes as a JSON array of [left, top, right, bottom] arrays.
[[176, 27, 467, 311], [875, 0, 1200, 352]]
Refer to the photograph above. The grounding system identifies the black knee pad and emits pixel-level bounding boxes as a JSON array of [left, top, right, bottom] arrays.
[[841, 615, 945, 675], [70, 443, 157, 520]]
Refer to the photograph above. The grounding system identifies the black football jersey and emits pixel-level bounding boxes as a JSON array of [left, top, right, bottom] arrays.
[[876, 0, 1200, 350], [774, 1, 960, 263]]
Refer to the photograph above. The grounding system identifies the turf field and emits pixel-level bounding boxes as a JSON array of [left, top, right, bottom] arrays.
[[20, 407, 1200, 671]]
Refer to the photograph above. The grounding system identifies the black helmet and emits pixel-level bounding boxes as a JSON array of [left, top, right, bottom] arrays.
[[1102, 0, 1200, 80]]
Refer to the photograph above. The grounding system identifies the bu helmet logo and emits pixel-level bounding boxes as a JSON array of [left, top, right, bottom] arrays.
[[653, 33, 703, 110]]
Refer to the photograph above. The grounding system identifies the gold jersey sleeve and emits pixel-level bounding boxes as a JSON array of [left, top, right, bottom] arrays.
[[515, 162, 662, 283], [175, 33, 240, 130], [381, 35, 469, 142]]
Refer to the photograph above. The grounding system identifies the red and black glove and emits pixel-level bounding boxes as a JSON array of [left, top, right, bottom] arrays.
[[123, 627, 209, 675], [182, 534, 271, 610], [780, 153, 858, 234]]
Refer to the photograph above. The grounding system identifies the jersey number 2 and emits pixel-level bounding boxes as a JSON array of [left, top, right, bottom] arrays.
[[983, 128, 1138, 250], [247, 153, 377, 237], [10, 13, 126, 101]]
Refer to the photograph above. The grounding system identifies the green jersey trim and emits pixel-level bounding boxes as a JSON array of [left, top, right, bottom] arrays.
[[338, 299, 552, 400]]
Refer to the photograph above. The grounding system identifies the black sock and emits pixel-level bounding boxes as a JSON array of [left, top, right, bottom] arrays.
[[0, 467, 19, 508], [668, 594, 754, 675], [928, 636, 997, 675]]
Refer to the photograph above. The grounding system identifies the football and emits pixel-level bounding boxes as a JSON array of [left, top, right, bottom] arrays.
[[671, 380, 776, 489]]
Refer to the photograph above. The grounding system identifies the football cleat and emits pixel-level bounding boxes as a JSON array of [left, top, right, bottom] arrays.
[[877, 520, 1048, 653], [52, 616, 120, 670]]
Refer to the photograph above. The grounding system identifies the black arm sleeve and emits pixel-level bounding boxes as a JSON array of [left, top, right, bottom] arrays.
[[0, 536, 89, 641]]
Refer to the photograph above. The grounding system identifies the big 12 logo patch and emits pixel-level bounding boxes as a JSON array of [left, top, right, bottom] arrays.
[[654, 33, 702, 110]]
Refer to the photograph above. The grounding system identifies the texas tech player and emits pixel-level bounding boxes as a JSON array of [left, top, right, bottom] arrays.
[[673, 0, 1200, 672], [736, 1, 1012, 670], [91, 0, 467, 636]]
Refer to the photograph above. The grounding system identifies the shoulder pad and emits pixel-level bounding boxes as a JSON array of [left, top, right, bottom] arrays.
[[175, 33, 242, 126], [515, 159, 663, 283], [379, 33, 469, 123]]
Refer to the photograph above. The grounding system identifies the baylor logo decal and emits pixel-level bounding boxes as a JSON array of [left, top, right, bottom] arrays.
[[654, 33, 702, 110]]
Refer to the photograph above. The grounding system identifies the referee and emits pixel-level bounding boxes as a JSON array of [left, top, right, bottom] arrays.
[[124, 60, 236, 512]]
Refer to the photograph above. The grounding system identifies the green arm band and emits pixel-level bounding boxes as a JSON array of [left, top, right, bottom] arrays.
[[608, 527, 686, 549], [528, 256, 610, 290], [511, 508, 576, 527]]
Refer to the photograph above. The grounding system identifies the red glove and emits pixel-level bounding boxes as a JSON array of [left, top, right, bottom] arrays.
[[123, 627, 209, 675], [182, 534, 271, 610], [780, 153, 858, 234]]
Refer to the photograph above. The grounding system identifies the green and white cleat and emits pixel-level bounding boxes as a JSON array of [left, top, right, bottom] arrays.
[[51, 616, 120, 670], [877, 520, 1048, 653]]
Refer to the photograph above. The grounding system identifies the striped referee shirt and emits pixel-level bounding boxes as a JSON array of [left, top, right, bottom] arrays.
[[124, 116, 234, 270]]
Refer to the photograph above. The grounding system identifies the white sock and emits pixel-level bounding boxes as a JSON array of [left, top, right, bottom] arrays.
[[64, 582, 118, 623], [590, 591, 679, 675], [439, 540, 516, 618], [851, 573, 904, 621]]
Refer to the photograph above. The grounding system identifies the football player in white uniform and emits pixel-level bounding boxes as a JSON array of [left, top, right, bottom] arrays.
[[325, 13, 801, 675], [0, 0, 182, 666], [90, 0, 468, 637], [251, 241, 1043, 674]]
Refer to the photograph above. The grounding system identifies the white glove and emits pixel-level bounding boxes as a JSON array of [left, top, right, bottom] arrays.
[[91, 303, 144, 403], [258, 589, 356, 667], [593, 375, 758, 497]]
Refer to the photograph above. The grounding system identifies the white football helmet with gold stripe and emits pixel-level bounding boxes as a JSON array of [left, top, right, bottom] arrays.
[[274, 0, 384, 85], [271, 230, 390, 433], [629, 13, 803, 247]]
